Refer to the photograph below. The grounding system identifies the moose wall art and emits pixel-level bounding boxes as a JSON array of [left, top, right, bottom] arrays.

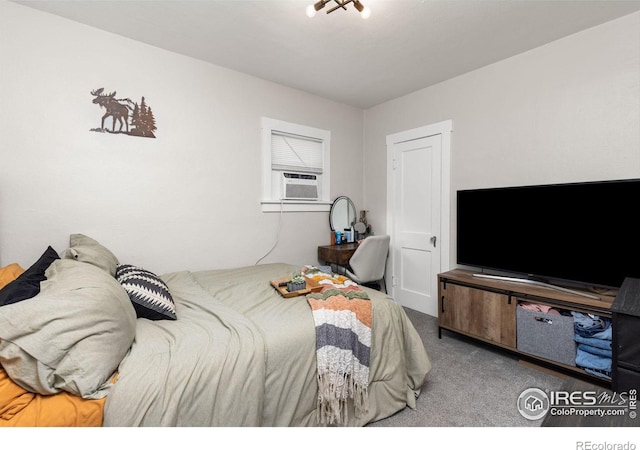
[[90, 87, 157, 138]]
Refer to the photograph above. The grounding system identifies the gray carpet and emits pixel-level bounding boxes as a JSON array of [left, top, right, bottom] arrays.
[[368, 307, 566, 427]]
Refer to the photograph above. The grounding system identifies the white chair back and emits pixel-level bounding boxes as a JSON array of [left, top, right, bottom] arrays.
[[346, 235, 390, 285]]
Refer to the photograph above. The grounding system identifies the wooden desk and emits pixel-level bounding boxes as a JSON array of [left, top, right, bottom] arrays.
[[317, 243, 359, 266]]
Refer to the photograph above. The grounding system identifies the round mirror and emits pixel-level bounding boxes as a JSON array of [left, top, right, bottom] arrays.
[[329, 196, 356, 231]]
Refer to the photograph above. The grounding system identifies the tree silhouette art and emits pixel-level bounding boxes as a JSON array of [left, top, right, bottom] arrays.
[[130, 96, 157, 138]]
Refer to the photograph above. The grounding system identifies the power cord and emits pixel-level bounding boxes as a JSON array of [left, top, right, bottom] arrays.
[[254, 198, 284, 265]]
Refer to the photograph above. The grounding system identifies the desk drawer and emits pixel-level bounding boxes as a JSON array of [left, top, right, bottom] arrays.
[[317, 243, 358, 266]]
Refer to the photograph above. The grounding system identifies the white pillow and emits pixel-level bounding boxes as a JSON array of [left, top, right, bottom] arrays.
[[0, 259, 136, 399], [64, 233, 119, 276]]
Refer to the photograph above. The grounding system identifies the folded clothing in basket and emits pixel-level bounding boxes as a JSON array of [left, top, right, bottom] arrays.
[[518, 301, 561, 315]]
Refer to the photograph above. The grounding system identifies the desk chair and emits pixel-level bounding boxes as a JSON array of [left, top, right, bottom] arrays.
[[345, 235, 390, 292]]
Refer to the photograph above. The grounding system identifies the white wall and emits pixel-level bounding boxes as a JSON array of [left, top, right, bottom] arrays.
[[364, 11, 640, 268], [3, 4, 639, 275], [0, 2, 364, 273]]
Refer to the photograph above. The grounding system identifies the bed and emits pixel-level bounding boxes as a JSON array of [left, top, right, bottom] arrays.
[[0, 234, 431, 427]]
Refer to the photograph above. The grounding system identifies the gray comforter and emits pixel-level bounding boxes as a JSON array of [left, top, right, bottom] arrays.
[[103, 263, 430, 426]]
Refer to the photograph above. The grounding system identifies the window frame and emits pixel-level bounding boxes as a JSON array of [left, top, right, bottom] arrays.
[[261, 117, 331, 212]]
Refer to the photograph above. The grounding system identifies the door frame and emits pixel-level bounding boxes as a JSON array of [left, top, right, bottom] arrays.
[[385, 120, 453, 302]]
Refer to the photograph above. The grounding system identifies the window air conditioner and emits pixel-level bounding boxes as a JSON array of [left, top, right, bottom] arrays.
[[282, 172, 319, 200]]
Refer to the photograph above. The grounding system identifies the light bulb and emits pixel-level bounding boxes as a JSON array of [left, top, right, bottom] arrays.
[[306, 4, 317, 18], [360, 6, 371, 19]]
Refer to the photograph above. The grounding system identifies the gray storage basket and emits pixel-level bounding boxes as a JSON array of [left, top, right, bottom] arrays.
[[516, 306, 576, 367]]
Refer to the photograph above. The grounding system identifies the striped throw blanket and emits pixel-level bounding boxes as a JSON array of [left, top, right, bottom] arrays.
[[306, 284, 372, 425]]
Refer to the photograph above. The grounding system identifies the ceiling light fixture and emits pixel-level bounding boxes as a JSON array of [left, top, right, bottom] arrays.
[[306, 0, 371, 18]]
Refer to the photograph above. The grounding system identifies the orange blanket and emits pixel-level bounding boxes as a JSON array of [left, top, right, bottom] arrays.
[[0, 263, 105, 426], [0, 263, 25, 290], [0, 368, 105, 427]]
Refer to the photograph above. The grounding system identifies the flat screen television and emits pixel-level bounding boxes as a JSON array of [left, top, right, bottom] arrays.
[[456, 178, 640, 291]]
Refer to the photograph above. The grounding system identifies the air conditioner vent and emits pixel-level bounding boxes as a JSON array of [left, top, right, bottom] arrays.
[[282, 172, 318, 200]]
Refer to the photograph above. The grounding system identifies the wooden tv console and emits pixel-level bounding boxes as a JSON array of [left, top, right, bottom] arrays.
[[437, 269, 617, 385]]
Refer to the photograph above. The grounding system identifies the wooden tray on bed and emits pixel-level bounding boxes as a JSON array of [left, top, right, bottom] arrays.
[[270, 276, 323, 298]]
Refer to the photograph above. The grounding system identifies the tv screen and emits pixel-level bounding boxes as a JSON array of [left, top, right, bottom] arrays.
[[456, 178, 640, 289]]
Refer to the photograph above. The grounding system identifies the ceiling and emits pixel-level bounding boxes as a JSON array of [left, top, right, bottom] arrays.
[[13, 0, 640, 109]]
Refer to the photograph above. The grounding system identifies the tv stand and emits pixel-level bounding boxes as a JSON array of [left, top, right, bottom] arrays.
[[438, 269, 617, 386], [472, 273, 601, 300]]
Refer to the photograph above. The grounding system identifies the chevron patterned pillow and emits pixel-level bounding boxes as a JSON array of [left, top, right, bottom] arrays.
[[116, 264, 176, 320]]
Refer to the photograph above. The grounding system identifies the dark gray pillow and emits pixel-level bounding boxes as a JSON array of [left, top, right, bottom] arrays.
[[0, 246, 59, 307]]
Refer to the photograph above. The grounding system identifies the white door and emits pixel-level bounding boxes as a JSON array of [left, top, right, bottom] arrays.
[[386, 122, 451, 317]]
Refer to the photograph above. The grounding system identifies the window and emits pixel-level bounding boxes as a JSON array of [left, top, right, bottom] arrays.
[[261, 117, 331, 212]]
